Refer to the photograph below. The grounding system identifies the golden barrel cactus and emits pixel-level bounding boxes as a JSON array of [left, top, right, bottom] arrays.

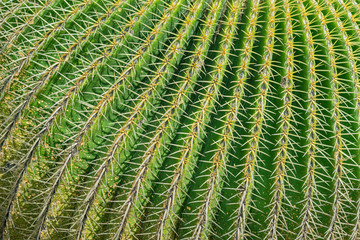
[[0, 0, 359, 239]]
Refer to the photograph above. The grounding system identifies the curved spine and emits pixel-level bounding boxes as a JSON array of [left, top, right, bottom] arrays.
[[339, 1, 360, 238], [233, 0, 274, 238], [328, 1, 360, 238], [313, 0, 355, 238], [295, 1, 324, 239], [152, 2, 225, 239], [190, 1, 245, 238], [265, 0, 296, 238]]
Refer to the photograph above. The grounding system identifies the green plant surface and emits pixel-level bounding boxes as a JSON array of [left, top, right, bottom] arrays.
[[0, 0, 360, 239]]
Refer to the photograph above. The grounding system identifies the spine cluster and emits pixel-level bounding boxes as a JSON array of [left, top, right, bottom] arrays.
[[0, 0, 359, 239]]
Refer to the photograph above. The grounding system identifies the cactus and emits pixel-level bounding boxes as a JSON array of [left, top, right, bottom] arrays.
[[0, 0, 360, 239]]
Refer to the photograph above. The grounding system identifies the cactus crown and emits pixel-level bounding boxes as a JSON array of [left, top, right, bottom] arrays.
[[0, 0, 360, 239]]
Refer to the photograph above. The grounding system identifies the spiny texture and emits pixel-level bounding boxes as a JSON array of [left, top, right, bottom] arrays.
[[0, 0, 359, 239]]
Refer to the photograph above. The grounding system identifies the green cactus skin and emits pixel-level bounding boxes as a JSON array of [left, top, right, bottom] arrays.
[[1, 0, 360, 239]]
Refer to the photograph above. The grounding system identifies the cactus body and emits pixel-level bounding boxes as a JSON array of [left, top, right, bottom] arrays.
[[0, 0, 360, 239]]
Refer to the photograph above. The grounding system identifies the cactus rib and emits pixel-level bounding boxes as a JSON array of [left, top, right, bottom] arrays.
[[1, 0, 360, 239]]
